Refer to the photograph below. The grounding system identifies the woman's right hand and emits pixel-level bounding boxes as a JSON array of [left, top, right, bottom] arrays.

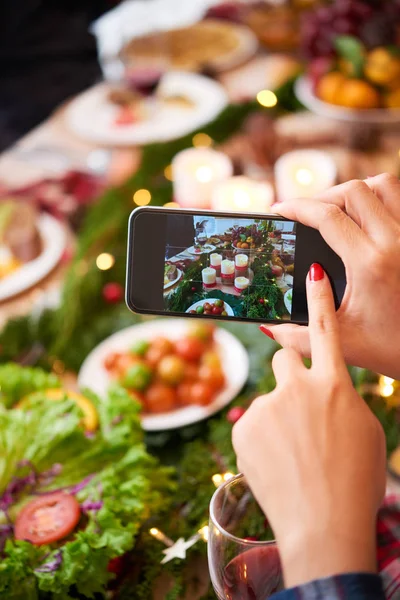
[[268, 173, 400, 379]]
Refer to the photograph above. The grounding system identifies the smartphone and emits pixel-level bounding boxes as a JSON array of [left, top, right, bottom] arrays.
[[126, 207, 346, 325]]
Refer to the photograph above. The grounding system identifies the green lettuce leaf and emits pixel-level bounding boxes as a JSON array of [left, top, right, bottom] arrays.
[[0, 365, 175, 599]]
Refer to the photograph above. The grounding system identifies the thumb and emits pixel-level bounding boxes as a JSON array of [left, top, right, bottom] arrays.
[[260, 323, 311, 358]]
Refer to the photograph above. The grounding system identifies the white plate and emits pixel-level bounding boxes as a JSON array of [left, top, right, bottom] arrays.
[[187, 244, 216, 255], [295, 76, 400, 125], [186, 299, 235, 316], [65, 72, 228, 146], [164, 268, 182, 290], [284, 289, 292, 316], [0, 214, 66, 302], [78, 319, 249, 431]]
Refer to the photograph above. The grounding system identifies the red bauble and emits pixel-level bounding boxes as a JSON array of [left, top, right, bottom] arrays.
[[103, 282, 124, 304], [244, 536, 258, 542], [191, 286, 196, 292], [258, 298, 264, 305], [227, 406, 246, 424]]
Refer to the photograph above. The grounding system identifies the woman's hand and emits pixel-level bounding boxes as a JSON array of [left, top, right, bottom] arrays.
[[232, 264, 386, 588], [266, 173, 400, 379]]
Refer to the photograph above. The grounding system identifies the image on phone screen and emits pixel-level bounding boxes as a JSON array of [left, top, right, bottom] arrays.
[[163, 214, 296, 321]]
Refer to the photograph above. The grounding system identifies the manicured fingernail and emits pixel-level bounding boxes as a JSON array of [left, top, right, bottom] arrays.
[[309, 263, 324, 282], [259, 325, 274, 340]]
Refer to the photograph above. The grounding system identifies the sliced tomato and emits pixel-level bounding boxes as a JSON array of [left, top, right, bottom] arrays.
[[14, 493, 81, 546]]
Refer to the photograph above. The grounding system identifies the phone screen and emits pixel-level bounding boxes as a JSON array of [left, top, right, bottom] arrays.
[[127, 208, 346, 324]]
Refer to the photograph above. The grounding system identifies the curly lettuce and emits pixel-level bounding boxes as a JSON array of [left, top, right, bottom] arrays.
[[0, 364, 175, 599]]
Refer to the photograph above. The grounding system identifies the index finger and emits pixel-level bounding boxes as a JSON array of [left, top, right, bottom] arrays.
[[306, 263, 347, 376], [271, 199, 370, 262]]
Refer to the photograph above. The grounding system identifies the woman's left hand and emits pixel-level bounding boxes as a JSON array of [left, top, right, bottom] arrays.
[[232, 263, 386, 589]]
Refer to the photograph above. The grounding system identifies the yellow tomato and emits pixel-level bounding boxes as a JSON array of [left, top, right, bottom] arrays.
[[18, 389, 99, 432]]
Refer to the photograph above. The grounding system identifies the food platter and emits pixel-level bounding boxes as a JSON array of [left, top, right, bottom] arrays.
[[78, 319, 249, 431], [120, 20, 258, 73], [164, 267, 182, 290], [65, 73, 228, 146], [187, 244, 216, 255], [186, 299, 235, 317], [295, 76, 400, 125], [284, 289, 292, 316], [0, 214, 66, 302]]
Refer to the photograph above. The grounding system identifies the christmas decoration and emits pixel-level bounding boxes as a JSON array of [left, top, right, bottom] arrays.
[[103, 282, 124, 304], [227, 406, 246, 424]]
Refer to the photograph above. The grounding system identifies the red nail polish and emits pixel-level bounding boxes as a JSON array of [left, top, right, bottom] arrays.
[[259, 325, 274, 340], [309, 263, 324, 282]]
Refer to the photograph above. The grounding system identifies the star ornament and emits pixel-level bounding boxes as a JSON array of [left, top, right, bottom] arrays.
[[160, 535, 200, 564]]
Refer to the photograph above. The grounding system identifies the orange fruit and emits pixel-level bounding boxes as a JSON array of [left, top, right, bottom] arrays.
[[337, 79, 381, 109], [384, 88, 400, 109], [365, 48, 400, 87], [316, 72, 346, 105]]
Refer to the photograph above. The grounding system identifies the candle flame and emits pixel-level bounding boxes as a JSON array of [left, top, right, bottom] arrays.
[[196, 166, 213, 183], [212, 473, 223, 487], [295, 168, 314, 186]]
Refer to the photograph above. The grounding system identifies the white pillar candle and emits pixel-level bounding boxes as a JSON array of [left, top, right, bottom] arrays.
[[202, 267, 216, 288], [274, 150, 337, 202], [172, 148, 233, 209], [234, 276, 250, 293], [211, 176, 274, 213], [221, 259, 235, 285], [235, 254, 249, 268], [210, 253, 222, 277]]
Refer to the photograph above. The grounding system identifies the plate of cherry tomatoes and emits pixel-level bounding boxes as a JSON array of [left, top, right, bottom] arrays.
[[78, 319, 248, 431], [186, 299, 234, 317]]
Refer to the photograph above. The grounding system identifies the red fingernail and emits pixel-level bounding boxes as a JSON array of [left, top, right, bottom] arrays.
[[259, 325, 274, 340], [309, 263, 324, 282]]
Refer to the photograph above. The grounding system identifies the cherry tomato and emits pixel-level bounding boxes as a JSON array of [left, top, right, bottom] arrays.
[[188, 323, 215, 343], [204, 310, 213, 315], [145, 346, 166, 368], [212, 306, 222, 315], [145, 383, 177, 413], [175, 338, 205, 362], [203, 303, 212, 312], [188, 382, 215, 406], [176, 382, 192, 406], [123, 363, 153, 391], [199, 364, 225, 390], [14, 493, 81, 546], [202, 351, 221, 369], [183, 363, 199, 382], [130, 340, 149, 357], [214, 299, 224, 308], [151, 337, 174, 355], [157, 355, 185, 385]]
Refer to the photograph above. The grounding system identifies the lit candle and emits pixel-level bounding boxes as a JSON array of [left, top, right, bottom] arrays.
[[202, 267, 216, 289], [172, 148, 233, 209], [274, 150, 337, 202], [211, 176, 274, 213], [234, 276, 250, 294], [221, 259, 235, 286], [210, 253, 222, 278], [235, 254, 249, 277]]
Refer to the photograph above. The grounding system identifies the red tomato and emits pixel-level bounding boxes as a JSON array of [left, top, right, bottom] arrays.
[[176, 382, 192, 406], [14, 493, 81, 546], [199, 364, 225, 390], [151, 337, 174, 355], [175, 338, 205, 362], [183, 363, 199, 382], [212, 306, 222, 315], [145, 383, 177, 414], [188, 382, 215, 406]]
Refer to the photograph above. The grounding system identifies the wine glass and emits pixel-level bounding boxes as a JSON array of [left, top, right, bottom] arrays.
[[208, 473, 283, 600]]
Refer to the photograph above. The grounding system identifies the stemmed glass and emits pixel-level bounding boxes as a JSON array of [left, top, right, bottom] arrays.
[[208, 474, 283, 600]]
